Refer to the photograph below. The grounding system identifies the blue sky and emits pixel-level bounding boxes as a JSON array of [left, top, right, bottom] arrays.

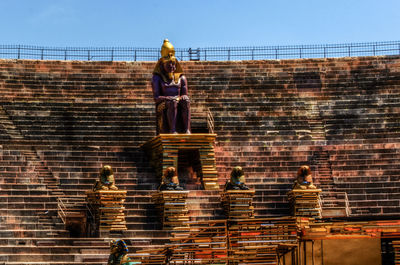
[[0, 0, 399, 48]]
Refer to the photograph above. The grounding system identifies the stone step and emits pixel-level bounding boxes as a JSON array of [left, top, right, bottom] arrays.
[[0, 229, 69, 238], [1, 257, 106, 265], [0, 253, 108, 262], [0, 246, 108, 254], [0, 57, 398, 260]]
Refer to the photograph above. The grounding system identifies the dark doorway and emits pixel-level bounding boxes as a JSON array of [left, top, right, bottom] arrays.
[[178, 149, 203, 190]]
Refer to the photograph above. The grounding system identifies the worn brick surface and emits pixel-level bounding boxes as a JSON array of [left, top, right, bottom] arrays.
[[0, 56, 399, 263]]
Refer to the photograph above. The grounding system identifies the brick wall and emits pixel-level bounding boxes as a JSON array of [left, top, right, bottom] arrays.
[[0, 56, 399, 262]]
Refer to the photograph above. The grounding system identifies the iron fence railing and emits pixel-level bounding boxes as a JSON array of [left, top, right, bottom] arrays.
[[0, 41, 399, 61]]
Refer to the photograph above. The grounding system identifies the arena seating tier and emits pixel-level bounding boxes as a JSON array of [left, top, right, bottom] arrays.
[[0, 55, 399, 263]]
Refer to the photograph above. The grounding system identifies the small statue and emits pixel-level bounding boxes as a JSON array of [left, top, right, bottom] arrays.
[[152, 39, 191, 134], [224, 166, 250, 191], [158, 167, 184, 191], [293, 165, 317, 190], [107, 239, 133, 265], [93, 165, 118, 191]]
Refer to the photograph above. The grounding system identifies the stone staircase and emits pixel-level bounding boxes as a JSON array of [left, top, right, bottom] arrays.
[[310, 148, 333, 190], [0, 105, 23, 140], [0, 56, 398, 263]]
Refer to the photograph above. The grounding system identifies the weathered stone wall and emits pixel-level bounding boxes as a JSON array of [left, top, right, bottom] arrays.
[[0, 56, 399, 263]]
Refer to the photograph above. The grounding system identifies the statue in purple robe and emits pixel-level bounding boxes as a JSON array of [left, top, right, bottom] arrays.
[[152, 39, 191, 134]]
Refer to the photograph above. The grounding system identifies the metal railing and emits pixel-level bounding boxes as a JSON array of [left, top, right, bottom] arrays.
[[321, 191, 351, 217], [207, 108, 214, 134], [57, 197, 94, 224], [0, 41, 399, 62]]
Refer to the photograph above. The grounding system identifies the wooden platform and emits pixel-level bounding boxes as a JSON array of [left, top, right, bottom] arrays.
[[221, 190, 255, 220], [141, 133, 219, 190], [288, 189, 322, 218], [86, 190, 127, 231], [136, 217, 300, 264], [302, 219, 400, 240], [152, 191, 190, 230]]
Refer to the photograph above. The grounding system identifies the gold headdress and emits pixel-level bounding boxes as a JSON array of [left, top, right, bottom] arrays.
[[161, 39, 175, 58], [153, 39, 183, 82]]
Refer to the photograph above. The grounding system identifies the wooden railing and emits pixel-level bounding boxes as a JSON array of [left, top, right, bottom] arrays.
[[135, 217, 400, 264], [228, 217, 299, 265], [169, 220, 228, 264], [135, 218, 299, 264]]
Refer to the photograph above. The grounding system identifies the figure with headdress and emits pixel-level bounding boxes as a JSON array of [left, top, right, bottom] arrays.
[[152, 39, 191, 134], [224, 166, 250, 191], [93, 165, 118, 191], [158, 167, 184, 191], [293, 165, 317, 190], [107, 239, 134, 265]]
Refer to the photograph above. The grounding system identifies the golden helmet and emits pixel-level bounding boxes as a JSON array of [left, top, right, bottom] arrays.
[[161, 39, 175, 58]]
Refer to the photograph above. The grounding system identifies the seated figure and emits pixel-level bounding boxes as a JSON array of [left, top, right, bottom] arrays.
[[293, 165, 317, 190], [93, 165, 118, 191], [158, 167, 184, 191], [107, 239, 134, 265], [224, 166, 250, 191], [152, 39, 191, 134]]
